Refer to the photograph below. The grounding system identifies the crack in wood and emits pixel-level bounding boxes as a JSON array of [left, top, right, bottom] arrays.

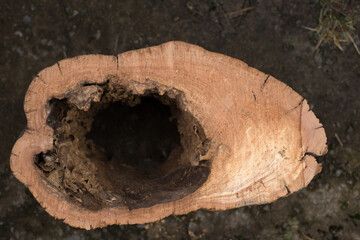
[[116, 55, 119, 70], [81, 81, 108, 87], [36, 75, 46, 84], [299, 154, 306, 162], [285, 98, 304, 115], [260, 75, 270, 91], [299, 151, 321, 162], [283, 179, 291, 196], [305, 151, 320, 158], [252, 91, 256, 101], [57, 62, 63, 75]]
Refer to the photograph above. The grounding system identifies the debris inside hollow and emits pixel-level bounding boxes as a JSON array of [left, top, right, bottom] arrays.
[[35, 78, 212, 210]]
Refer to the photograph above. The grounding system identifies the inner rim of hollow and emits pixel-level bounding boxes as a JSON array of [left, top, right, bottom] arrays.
[[35, 80, 211, 210]]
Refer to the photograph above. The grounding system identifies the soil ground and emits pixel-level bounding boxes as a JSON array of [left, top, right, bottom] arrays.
[[0, 0, 359, 239]]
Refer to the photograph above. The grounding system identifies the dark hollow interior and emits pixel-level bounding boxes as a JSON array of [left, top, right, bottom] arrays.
[[35, 82, 211, 210], [87, 97, 181, 172]]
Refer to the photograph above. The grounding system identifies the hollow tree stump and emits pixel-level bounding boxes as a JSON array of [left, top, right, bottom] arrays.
[[10, 41, 327, 229]]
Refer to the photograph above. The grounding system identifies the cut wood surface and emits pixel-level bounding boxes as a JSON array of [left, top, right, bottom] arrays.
[[10, 41, 327, 229]]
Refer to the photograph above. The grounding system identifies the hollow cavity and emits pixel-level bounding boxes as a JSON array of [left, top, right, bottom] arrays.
[[35, 80, 211, 210]]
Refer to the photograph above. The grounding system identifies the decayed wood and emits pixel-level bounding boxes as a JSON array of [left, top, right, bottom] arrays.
[[10, 41, 327, 229]]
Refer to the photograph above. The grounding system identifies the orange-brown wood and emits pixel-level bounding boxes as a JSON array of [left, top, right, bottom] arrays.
[[10, 41, 327, 229]]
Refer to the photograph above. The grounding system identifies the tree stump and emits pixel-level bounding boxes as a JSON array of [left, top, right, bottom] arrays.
[[10, 41, 327, 229]]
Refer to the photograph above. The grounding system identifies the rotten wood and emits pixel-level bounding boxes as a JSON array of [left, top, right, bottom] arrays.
[[10, 41, 327, 229]]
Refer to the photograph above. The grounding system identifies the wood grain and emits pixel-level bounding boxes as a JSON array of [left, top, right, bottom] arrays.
[[10, 41, 327, 229]]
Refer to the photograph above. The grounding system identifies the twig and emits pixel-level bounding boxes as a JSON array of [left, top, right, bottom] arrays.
[[300, 229, 315, 240], [215, 0, 234, 32], [316, 34, 326, 49], [335, 133, 344, 147], [172, 215, 184, 223], [345, 31, 360, 55], [302, 25, 317, 32], [225, 7, 254, 18]]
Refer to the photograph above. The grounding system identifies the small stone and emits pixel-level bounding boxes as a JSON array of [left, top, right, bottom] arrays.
[[293, 207, 300, 214], [23, 15, 31, 23], [14, 31, 23, 37], [15, 47, 24, 56], [71, 10, 79, 18], [94, 30, 101, 40]]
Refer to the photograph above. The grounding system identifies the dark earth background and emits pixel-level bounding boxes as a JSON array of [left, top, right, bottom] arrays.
[[1, 0, 360, 239]]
